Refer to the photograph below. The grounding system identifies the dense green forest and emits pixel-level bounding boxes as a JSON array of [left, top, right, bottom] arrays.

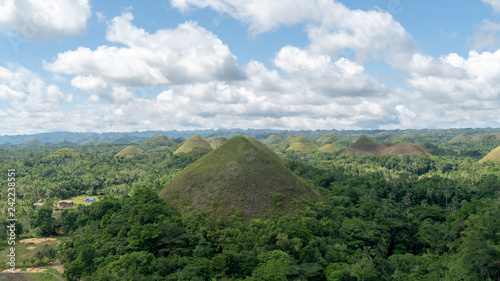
[[1, 129, 500, 280]]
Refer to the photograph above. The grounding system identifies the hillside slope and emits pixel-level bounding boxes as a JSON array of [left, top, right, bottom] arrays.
[[160, 136, 318, 218]]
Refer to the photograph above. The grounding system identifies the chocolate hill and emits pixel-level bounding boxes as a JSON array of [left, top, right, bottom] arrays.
[[317, 133, 338, 146], [173, 135, 213, 155], [319, 144, 339, 153], [115, 146, 143, 157], [142, 135, 175, 148], [343, 136, 384, 156], [160, 136, 318, 219], [286, 136, 318, 153], [343, 136, 430, 156], [479, 146, 500, 164], [263, 134, 283, 145], [49, 148, 80, 157], [449, 135, 474, 143], [210, 135, 228, 149]]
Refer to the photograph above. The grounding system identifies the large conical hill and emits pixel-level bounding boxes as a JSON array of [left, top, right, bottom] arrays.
[[263, 134, 283, 145], [449, 135, 474, 143], [160, 136, 318, 219], [343, 136, 383, 156], [343, 136, 430, 156], [319, 144, 339, 153], [210, 136, 228, 149], [317, 133, 338, 146], [383, 143, 431, 156], [49, 148, 80, 158], [479, 146, 500, 164], [141, 135, 175, 149], [173, 135, 213, 155], [115, 146, 143, 157], [287, 137, 318, 153]]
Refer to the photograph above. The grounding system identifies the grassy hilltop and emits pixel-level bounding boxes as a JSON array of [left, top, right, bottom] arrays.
[[161, 136, 318, 218]]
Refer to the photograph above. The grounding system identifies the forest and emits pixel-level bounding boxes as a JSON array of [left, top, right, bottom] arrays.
[[0, 128, 499, 281]]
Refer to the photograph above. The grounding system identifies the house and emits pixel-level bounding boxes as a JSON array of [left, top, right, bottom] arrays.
[[84, 198, 96, 203], [57, 200, 74, 208]]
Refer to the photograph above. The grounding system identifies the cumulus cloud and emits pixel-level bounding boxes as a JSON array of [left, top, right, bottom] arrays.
[[0, 64, 71, 111], [0, 0, 91, 39], [469, 19, 500, 51], [482, 0, 500, 12], [170, 0, 321, 35], [44, 11, 243, 92], [274, 46, 386, 96]]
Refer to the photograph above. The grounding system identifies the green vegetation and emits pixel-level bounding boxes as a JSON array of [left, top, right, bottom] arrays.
[[479, 146, 500, 163], [449, 134, 474, 143], [343, 136, 430, 157], [287, 137, 318, 153], [115, 146, 143, 158], [173, 135, 213, 155], [209, 135, 228, 149], [0, 128, 499, 280], [319, 144, 339, 153], [161, 136, 318, 218]]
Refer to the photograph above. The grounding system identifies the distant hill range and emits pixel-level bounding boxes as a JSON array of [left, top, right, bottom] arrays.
[[1, 128, 500, 146], [160, 136, 318, 219], [343, 136, 431, 156]]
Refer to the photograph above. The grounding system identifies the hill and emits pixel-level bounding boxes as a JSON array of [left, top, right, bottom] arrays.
[[82, 137, 99, 145], [343, 136, 384, 156], [173, 135, 213, 155], [160, 136, 318, 219], [449, 135, 474, 143], [282, 135, 298, 146], [383, 143, 431, 156], [286, 136, 318, 153], [343, 136, 430, 156], [384, 134, 402, 143], [478, 146, 500, 163], [115, 146, 143, 157], [316, 133, 338, 146], [210, 135, 228, 149], [49, 148, 80, 157], [263, 134, 283, 145], [142, 135, 174, 148], [319, 144, 339, 153], [24, 138, 43, 147]]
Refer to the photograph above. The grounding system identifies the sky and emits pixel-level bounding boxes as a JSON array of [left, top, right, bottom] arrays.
[[1, 0, 500, 135]]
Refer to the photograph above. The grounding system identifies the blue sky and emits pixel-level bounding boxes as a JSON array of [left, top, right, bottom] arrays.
[[1, 0, 500, 134]]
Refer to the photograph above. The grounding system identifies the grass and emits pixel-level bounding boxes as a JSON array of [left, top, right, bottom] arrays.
[[66, 195, 101, 206], [0, 236, 67, 273], [343, 136, 430, 156], [317, 133, 338, 145], [48, 148, 80, 158], [287, 137, 318, 153], [173, 135, 213, 154], [210, 136, 228, 149], [115, 146, 143, 157], [161, 136, 318, 219], [479, 146, 500, 163], [319, 144, 339, 153]]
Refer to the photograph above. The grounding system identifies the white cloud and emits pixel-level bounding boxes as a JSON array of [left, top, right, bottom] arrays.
[[170, 0, 321, 35], [469, 19, 500, 51], [0, 64, 71, 111], [0, 0, 91, 39], [44, 12, 243, 93], [274, 46, 385, 97], [482, 0, 500, 12]]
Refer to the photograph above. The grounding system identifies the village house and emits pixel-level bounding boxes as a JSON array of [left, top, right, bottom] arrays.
[[57, 200, 74, 208]]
